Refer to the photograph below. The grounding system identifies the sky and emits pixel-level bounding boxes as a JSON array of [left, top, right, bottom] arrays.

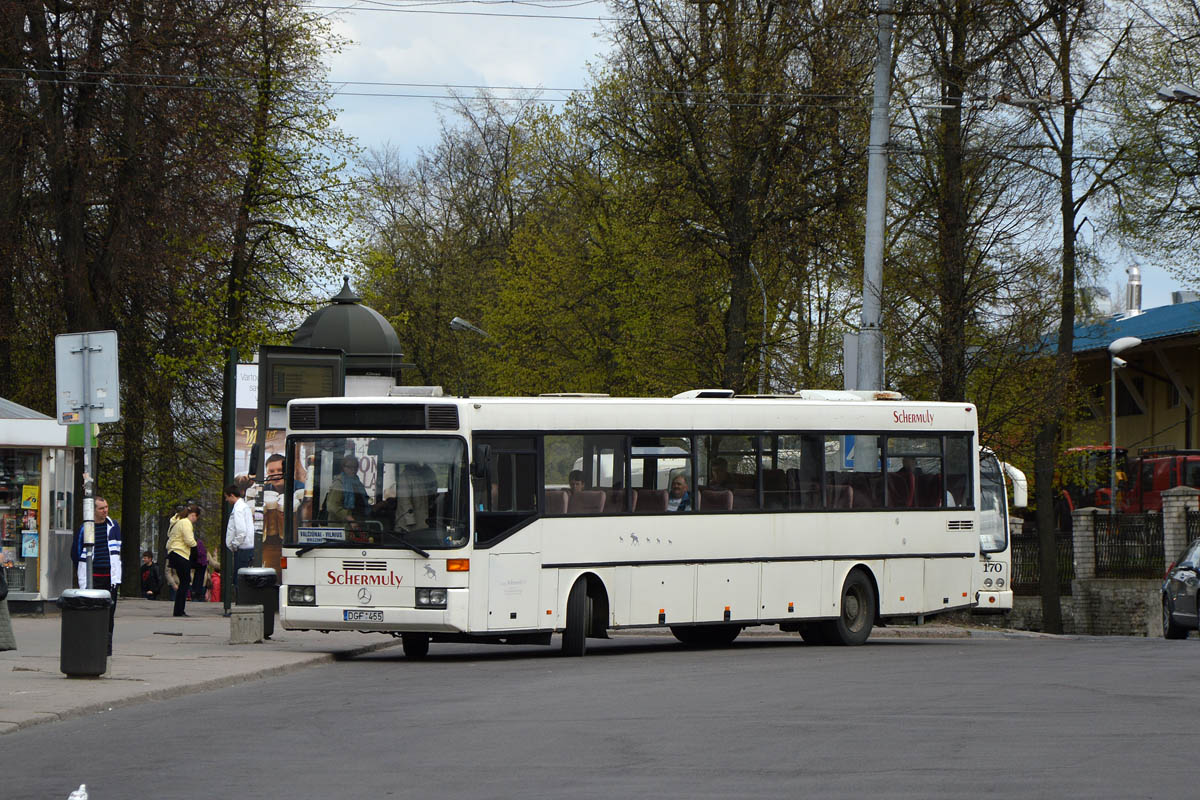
[[320, 1, 611, 161], [315, 1, 1184, 313]]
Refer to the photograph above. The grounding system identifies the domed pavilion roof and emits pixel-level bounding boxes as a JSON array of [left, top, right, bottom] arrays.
[[291, 278, 412, 378]]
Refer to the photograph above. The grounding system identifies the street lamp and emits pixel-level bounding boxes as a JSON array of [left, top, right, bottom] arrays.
[[450, 316, 489, 338], [1108, 336, 1142, 513], [450, 317, 489, 397], [1156, 83, 1200, 103]]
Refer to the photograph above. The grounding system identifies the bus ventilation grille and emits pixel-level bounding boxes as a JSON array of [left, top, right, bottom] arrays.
[[342, 560, 387, 571], [290, 405, 318, 430], [946, 520, 974, 531], [426, 405, 459, 429]]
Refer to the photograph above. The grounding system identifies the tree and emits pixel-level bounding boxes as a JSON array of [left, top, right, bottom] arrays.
[[0, 1, 351, 586], [1109, 2, 1200, 280], [355, 96, 536, 394], [888, 0, 1063, 403], [989, 0, 1131, 634], [590, 0, 874, 392]]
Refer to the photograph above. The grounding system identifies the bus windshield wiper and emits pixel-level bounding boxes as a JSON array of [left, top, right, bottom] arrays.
[[388, 535, 430, 558]]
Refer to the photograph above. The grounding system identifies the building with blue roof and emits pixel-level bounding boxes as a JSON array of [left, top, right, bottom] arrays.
[[1070, 296, 1200, 453]]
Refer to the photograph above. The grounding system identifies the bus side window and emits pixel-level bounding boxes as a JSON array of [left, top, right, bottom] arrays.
[[944, 434, 974, 508], [700, 434, 760, 510], [475, 436, 537, 546]]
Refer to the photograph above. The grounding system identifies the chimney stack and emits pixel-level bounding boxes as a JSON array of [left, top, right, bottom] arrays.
[[1125, 265, 1142, 317]]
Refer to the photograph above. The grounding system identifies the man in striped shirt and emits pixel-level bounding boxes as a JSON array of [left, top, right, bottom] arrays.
[[71, 497, 122, 656]]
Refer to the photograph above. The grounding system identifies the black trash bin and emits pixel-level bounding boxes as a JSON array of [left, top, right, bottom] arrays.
[[58, 589, 112, 677], [237, 567, 279, 639]]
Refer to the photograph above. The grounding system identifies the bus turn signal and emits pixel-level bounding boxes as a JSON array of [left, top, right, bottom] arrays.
[[447, 559, 470, 572]]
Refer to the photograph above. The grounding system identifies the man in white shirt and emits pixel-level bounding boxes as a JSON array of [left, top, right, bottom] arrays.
[[224, 483, 255, 601]]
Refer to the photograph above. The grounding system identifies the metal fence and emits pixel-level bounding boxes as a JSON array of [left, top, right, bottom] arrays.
[[1188, 509, 1200, 545], [1093, 512, 1164, 579], [1012, 531, 1074, 596]]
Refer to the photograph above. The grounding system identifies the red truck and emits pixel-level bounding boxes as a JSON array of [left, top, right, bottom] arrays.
[[1121, 449, 1200, 513]]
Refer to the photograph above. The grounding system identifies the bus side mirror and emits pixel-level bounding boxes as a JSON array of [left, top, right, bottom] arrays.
[[1003, 462, 1028, 508], [471, 444, 492, 479]]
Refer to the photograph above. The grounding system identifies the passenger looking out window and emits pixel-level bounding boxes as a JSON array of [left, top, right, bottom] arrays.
[[668, 475, 692, 512]]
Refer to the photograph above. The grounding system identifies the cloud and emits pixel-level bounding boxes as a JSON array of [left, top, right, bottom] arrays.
[[324, 8, 608, 159]]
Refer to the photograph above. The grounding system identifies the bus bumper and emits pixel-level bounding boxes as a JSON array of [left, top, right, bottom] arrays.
[[280, 587, 469, 633], [973, 590, 1013, 613]]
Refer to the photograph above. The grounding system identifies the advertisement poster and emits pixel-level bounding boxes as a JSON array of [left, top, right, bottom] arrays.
[[235, 364, 286, 573], [21, 485, 38, 509], [21, 531, 38, 558]]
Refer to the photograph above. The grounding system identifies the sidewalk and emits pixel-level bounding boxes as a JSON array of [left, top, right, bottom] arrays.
[[0, 598, 400, 736]]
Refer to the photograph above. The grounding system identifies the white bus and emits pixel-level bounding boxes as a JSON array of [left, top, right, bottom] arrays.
[[279, 389, 987, 657], [974, 449, 1027, 613]]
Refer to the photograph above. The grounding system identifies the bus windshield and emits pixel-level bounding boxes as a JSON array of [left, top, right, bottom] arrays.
[[287, 435, 469, 550], [978, 452, 1008, 553]]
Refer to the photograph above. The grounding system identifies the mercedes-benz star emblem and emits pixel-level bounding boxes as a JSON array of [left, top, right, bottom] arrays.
[[357, 587, 372, 605]]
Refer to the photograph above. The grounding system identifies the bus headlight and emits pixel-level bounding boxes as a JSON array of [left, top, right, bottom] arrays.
[[995, 578, 1005, 588], [983, 578, 993, 588], [288, 585, 316, 606], [416, 588, 447, 609]]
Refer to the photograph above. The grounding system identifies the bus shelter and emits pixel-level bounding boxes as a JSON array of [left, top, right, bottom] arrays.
[[0, 398, 76, 611]]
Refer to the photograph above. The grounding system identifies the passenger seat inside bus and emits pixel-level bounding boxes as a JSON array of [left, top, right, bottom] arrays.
[[764, 468, 788, 509], [699, 488, 733, 510], [732, 489, 758, 510], [887, 471, 915, 508], [568, 489, 606, 514], [825, 484, 854, 509], [544, 489, 568, 515], [915, 473, 944, 507], [633, 488, 668, 512], [603, 487, 628, 512]]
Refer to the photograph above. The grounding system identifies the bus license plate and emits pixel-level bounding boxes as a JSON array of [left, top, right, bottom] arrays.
[[344, 610, 383, 622]]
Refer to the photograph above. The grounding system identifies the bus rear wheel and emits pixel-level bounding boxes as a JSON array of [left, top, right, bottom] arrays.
[[562, 578, 590, 656], [401, 633, 430, 659], [670, 624, 741, 647], [829, 569, 875, 646]]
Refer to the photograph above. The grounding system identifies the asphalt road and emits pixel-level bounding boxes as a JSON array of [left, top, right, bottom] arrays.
[[10, 631, 1199, 799]]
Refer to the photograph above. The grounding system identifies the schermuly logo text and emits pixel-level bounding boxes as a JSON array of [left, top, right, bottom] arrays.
[[327, 570, 404, 586], [893, 409, 934, 425]]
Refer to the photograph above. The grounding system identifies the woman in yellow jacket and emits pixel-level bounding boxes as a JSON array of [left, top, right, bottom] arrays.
[[167, 503, 201, 617]]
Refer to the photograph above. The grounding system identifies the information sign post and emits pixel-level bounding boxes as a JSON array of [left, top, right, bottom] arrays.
[[55, 331, 120, 589]]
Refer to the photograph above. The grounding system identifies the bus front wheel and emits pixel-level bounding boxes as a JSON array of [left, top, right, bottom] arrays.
[[562, 579, 590, 656], [402, 633, 430, 659], [829, 569, 875, 646]]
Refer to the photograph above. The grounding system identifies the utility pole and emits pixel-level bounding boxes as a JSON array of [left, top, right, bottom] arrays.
[[856, 0, 895, 392]]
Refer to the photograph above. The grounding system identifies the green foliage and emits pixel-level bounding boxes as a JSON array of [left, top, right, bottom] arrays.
[[0, 1, 353, 550], [1107, 5, 1200, 284]]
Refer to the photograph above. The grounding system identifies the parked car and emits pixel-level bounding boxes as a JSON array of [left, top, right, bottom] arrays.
[[1162, 539, 1200, 639]]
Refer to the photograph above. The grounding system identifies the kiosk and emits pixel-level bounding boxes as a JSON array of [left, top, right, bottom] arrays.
[[0, 398, 76, 613]]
